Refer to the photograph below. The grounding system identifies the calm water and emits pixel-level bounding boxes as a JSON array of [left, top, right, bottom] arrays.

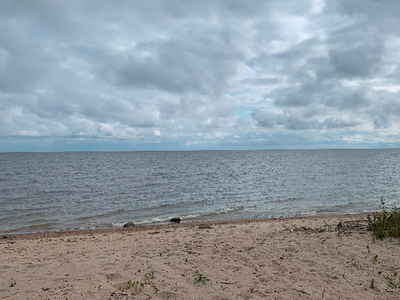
[[1, 149, 399, 234]]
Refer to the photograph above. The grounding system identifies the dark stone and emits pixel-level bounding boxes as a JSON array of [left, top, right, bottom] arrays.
[[170, 217, 181, 223], [1, 234, 9, 239], [123, 222, 135, 228]]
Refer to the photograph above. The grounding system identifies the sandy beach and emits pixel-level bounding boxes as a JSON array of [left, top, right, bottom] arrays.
[[1, 213, 400, 300]]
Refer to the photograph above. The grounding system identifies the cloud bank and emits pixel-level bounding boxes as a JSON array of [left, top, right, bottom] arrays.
[[1, 0, 400, 151]]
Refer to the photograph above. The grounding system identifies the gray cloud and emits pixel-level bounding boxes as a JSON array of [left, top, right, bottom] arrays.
[[1, 0, 400, 151], [117, 31, 243, 96], [252, 109, 359, 131], [329, 45, 382, 78]]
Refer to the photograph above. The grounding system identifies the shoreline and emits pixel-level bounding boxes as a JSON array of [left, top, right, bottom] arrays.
[[2, 212, 400, 300], [3, 212, 371, 240]]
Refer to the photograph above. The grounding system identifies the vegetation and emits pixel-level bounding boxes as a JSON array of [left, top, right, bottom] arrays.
[[193, 270, 210, 285], [367, 197, 400, 240], [386, 268, 400, 289], [118, 272, 159, 296], [366, 198, 400, 289], [373, 254, 378, 263]]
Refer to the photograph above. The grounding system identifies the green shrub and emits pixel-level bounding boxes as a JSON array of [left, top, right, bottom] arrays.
[[368, 197, 400, 240]]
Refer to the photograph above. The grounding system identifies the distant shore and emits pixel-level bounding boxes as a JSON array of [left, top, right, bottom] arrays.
[[1, 213, 400, 299]]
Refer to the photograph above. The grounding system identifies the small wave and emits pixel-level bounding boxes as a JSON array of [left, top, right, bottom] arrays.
[[256, 209, 318, 219], [157, 199, 209, 209], [133, 206, 244, 225], [70, 222, 125, 231], [314, 202, 356, 213], [0, 210, 55, 222], [9, 222, 60, 233], [133, 218, 170, 225], [267, 197, 304, 204], [74, 209, 125, 221], [181, 206, 245, 220]]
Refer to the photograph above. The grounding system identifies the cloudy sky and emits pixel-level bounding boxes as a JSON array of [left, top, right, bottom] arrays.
[[1, 0, 400, 152]]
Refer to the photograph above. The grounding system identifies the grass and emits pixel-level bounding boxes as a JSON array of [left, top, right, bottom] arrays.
[[367, 197, 400, 240], [366, 198, 400, 289], [193, 270, 210, 285], [118, 272, 159, 296], [386, 268, 400, 288], [373, 254, 378, 263]]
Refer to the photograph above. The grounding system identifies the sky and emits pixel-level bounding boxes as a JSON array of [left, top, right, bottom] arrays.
[[1, 0, 400, 152]]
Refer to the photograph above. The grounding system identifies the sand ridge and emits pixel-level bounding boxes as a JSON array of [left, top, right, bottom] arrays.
[[1, 214, 400, 299]]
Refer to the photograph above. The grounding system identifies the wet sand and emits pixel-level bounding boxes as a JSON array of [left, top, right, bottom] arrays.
[[1, 213, 400, 299]]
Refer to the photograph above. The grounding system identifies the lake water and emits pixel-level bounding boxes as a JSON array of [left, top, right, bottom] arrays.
[[1, 149, 399, 234]]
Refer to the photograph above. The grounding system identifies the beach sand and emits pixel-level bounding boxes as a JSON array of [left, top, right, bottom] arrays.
[[1, 213, 400, 300]]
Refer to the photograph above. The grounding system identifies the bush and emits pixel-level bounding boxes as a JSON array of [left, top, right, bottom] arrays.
[[368, 197, 400, 240]]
